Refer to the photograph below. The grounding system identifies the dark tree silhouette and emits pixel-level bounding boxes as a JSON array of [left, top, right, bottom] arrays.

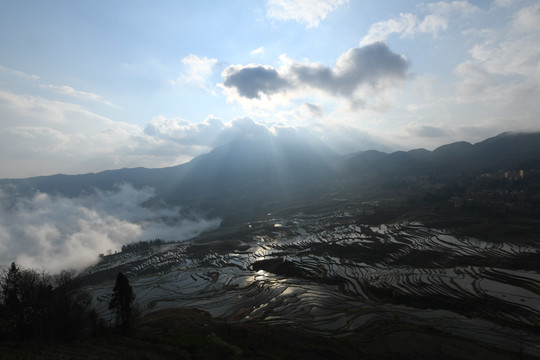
[[3, 262, 21, 315], [0, 263, 95, 341], [109, 272, 134, 331], [1, 262, 23, 338], [52, 269, 93, 340]]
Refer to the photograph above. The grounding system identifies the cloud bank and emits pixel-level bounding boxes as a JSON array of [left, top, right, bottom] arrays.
[[0, 88, 213, 178], [0, 184, 221, 272]]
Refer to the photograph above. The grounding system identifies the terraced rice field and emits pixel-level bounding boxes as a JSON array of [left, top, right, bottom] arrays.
[[84, 211, 540, 357]]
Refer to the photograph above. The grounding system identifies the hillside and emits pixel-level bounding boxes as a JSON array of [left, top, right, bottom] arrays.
[[1, 131, 540, 360], [0, 308, 525, 360], [2, 131, 540, 225]]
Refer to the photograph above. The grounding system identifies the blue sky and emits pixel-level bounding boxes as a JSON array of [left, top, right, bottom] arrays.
[[1, 0, 539, 178]]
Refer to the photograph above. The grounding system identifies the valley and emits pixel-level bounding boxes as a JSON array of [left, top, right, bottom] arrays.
[[83, 205, 540, 358], [2, 131, 540, 359]]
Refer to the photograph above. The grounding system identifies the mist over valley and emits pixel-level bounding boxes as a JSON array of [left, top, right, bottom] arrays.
[[2, 1, 540, 358], [1, 130, 540, 358]]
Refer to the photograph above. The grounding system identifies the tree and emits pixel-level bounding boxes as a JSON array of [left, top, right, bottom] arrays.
[[52, 269, 92, 340], [2, 262, 21, 314], [0, 263, 96, 341], [109, 272, 134, 331], [1, 262, 23, 338]]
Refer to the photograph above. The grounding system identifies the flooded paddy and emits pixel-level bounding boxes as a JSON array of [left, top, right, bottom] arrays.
[[84, 211, 540, 357]]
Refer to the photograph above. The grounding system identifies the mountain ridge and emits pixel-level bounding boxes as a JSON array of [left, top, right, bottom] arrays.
[[1, 131, 540, 224]]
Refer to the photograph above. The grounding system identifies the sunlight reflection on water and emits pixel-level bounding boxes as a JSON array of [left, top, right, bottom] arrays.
[[85, 215, 540, 357]]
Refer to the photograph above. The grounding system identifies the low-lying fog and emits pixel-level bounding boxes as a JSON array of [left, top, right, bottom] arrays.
[[0, 183, 220, 272]]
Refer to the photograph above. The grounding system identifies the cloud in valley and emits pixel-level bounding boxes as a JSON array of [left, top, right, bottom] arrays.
[[0, 184, 221, 272]]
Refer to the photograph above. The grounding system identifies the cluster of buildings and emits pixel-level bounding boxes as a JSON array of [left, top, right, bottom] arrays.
[[449, 169, 540, 216]]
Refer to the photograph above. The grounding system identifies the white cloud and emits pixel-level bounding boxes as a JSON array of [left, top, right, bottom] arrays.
[[40, 84, 118, 107], [0, 65, 40, 80], [266, 0, 348, 28], [454, 61, 503, 103], [360, 0, 479, 45], [0, 90, 210, 178], [0, 89, 119, 130], [514, 2, 540, 32], [0, 184, 221, 272], [359, 13, 419, 46], [2, 86, 351, 178], [144, 115, 334, 154], [455, 2, 540, 104], [173, 54, 218, 92], [251, 46, 265, 56], [144, 115, 225, 146], [397, 2, 540, 142], [491, 0, 513, 9], [417, 14, 448, 35], [146, 116, 284, 149], [469, 40, 539, 77], [425, 1, 479, 16]]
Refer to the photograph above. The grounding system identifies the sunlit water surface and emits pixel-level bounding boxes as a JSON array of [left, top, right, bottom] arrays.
[[85, 214, 540, 356]]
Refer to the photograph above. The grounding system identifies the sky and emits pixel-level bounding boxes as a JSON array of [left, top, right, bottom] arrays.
[[1, 0, 540, 178]]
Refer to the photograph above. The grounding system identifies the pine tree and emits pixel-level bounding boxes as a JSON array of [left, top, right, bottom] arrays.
[[108, 272, 134, 331], [3, 263, 22, 321]]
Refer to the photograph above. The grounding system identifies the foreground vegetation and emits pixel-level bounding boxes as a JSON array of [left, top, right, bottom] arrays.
[[0, 308, 528, 360], [0, 263, 98, 342], [1, 245, 537, 359], [0, 262, 530, 359]]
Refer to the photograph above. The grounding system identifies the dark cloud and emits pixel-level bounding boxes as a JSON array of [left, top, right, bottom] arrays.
[[221, 42, 409, 100], [291, 63, 333, 90], [292, 42, 409, 95], [222, 65, 290, 99]]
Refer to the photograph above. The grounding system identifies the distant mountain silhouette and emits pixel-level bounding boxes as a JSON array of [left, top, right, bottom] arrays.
[[2, 131, 540, 223], [171, 135, 336, 199], [344, 132, 540, 177]]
